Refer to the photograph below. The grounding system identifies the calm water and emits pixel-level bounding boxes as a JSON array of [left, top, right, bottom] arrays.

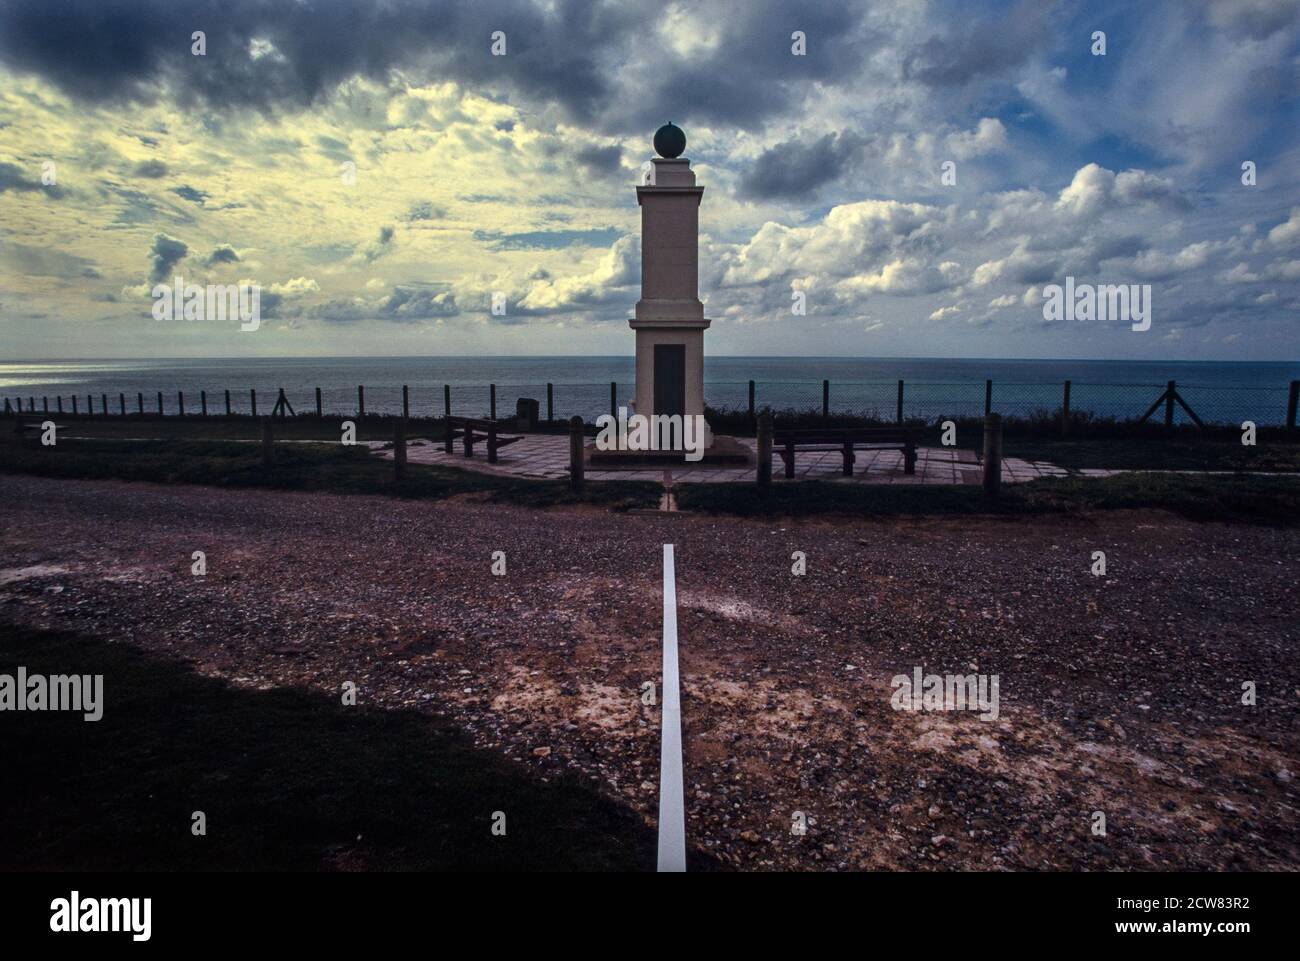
[[2, 356, 1298, 424]]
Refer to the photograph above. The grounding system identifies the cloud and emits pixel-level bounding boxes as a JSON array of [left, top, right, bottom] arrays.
[[147, 233, 187, 283], [739, 131, 864, 200], [204, 244, 240, 266], [0, 160, 63, 198], [132, 159, 168, 178]]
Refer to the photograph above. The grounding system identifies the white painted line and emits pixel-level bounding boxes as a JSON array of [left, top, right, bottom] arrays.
[[657, 543, 686, 872]]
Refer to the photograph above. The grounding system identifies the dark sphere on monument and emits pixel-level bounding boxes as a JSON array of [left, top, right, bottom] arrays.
[[653, 122, 686, 159]]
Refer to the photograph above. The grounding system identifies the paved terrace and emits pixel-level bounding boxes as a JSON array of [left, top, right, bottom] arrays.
[[370, 435, 1095, 485]]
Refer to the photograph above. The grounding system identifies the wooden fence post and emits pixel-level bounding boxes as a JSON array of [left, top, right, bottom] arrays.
[[569, 416, 585, 493], [223, 390, 230, 416], [822, 380, 830, 421], [178, 391, 184, 417], [1287, 380, 1299, 432], [402, 384, 410, 420], [43, 397, 49, 414], [118, 393, 124, 416], [157, 391, 163, 416], [200, 390, 207, 416], [748, 380, 756, 427], [490, 383, 497, 420], [261, 417, 274, 466], [982, 413, 1003, 498], [1061, 380, 1071, 437], [1164, 380, 1176, 429], [546, 383, 554, 423], [984, 379, 993, 416], [610, 381, 617, 419], [250, 388, 257, 418], [393, 418, 407, 480], [444, 384, 451, 419], [137, 392, 144, 415], [101, 394, 108, 416], [72, 395, 78, 415], [88, 394, 93, 416], [756, 411, 772, 492], [57, 396, 64, 414], [357, 385, 364, 418], [896, 379, 905, 425], [315, 387, 323, 418]]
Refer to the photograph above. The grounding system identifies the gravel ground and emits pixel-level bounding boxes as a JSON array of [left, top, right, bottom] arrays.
[[1, 473, 1297, 871]]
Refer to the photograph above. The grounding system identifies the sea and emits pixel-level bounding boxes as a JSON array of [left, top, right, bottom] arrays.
[[2, 357, 1298, 425]]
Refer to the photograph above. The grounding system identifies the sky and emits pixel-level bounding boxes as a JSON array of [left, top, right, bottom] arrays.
[[0, 0, 1297, 361]]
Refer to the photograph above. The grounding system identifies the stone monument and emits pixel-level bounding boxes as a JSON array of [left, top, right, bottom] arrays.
[[630, 122, 711, 447]]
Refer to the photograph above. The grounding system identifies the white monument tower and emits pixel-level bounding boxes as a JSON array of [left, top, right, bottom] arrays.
[[630, 122, 711, 448]]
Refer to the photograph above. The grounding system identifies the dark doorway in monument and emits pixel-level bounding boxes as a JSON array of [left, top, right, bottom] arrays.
[[654, 344, 686, 418]]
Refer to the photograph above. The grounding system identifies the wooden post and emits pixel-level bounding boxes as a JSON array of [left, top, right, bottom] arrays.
[[224, 390, 231, 416], [487, 422, 499, 464], [393, 418, 407, 480], [72, 395, 78, 415], [756, 411, 772, 492], [896, 379, 904, 425], [100, 394, 107, 416], [156, 391, 163, 416], [178, 391, 184, 417], [568, 416, 585, 493], [982, 413, 1003, 498], [610, 381, 617, 419], [200, 390, 207, 416], [444, 384, 451, 419], [43, 397, 49, 414], [490, 383, 497, 421], [1287, 380, 1298, 432], [87, 394, 93, 416], [250, 388, 257, 417], [357, 385, 364, 418], [119, 393, 125, 416], [748, 380, 756, 427], [1061, 380, 1071, 437], [315, 387, 323, 418], [1164, 380, 1176, 429], [822, 380, 830, 421], [137, 392, 144, 415], [546, 383, 554, 422], [57, 396, 64, 414], [261, 417, 274, 466], [402, 384, 410, 420], [984, 379, 993, 416]]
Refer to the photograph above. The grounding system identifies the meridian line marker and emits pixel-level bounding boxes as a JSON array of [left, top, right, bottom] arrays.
[[657, 543, 686, 872]]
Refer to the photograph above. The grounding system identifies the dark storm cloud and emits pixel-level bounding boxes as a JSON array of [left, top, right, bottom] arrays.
[[172, 184, 210, 205], [132, 159, 169, 178], [204, 244, 239, 265], [148, 233, 187, 283], [0, 0, 878, 135], [0, 160, 64, 197], [739, 131, 863, 200], [903, 0, 1056, 87], [574, 145, 623, 177]]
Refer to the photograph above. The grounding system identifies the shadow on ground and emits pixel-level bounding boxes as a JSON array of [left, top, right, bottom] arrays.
[[0, 625, 699, 871]]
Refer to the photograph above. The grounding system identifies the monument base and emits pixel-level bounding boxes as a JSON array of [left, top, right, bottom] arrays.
[[587, 434, 751, 468]]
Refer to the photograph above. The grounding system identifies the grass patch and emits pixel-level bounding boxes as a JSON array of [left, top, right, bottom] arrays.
[[0, 624, 662, 870], [675, 472, 1300, 526], [0, 436, 660, 511]]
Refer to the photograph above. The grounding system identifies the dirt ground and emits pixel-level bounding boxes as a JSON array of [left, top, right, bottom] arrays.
[[1, 473, 1296, 870]]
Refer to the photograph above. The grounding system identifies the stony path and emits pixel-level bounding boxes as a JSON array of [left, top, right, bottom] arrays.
[[1, 474, 1297, 870]]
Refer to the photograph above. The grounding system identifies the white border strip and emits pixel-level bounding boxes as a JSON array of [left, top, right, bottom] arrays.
[[657, 543, 686, 872]]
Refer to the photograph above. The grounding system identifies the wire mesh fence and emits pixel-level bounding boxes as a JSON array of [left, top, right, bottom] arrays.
[[7, 378, 1298, 428]]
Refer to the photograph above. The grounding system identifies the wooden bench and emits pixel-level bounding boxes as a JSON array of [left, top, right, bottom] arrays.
[[443, 415, 524, 464], [773, 427, 918, 477]]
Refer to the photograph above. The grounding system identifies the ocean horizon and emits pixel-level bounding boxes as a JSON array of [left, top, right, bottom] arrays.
[[4, 356, 1299, 424]]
